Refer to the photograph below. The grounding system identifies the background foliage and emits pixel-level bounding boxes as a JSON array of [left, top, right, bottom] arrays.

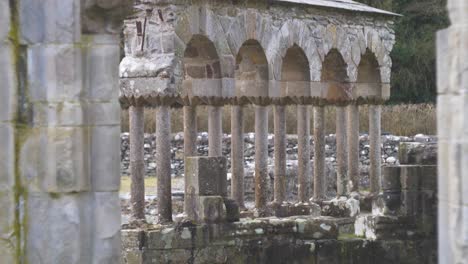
[[357, 0, 449, 103]]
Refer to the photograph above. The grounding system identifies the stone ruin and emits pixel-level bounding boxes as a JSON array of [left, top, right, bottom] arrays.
[[120, 0, 437, 263], [121, 0, 397, 223], [0, 0, 466, 263]]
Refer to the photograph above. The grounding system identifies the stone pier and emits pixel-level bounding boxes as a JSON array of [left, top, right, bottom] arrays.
[[183, 106, 198, 157], [437, 0, 468, 262], [155, 106, 172, 224], [255, 105, 269, 214], [230, 105, 245, 208], [336, 106, 348, 196], [369, 105, 382, 194], [347, 104, 360, 192], [274, 105, 287, 203], [313, 106, 326, 200], [129, 106, 145, 219], [208, 106, 223, 157], [297, 105, 311, 202]]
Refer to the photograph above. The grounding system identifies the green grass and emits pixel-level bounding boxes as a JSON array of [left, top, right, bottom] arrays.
[[120, 176, 158, 196], [120, 176, 183, 196]]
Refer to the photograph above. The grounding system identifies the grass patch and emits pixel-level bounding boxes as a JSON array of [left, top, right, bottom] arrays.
[[120, 176, 183, 196], [120, 176, 158, 196]]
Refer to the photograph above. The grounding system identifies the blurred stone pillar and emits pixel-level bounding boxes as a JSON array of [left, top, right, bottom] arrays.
[[155, 106, 173, 224], [313, 106, 326, 200], [255, 105, 269, 215], [336, 106, 349, 196], [208, 106, 223, 157], [347, 104, 360, 192], [231, 105, 245, 208], [129, 106, 145, 220], [274, 105, 286, 204], [297, 105, 311, 202], [369, 104, 382, 194], [437, 0, 468, 262], [183, 106, 198, 157], [184, 105, 198, 213]]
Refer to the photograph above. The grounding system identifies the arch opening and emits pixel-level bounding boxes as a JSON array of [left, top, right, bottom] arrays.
[[182, 35, 222, 98], [281, 44, 310, 97], [356, 49, 382, 97], [321, 49, 350, 101], [235, 39, 269, 97]]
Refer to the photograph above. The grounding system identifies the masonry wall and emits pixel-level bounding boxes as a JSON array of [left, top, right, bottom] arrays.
[[436, 0, 468, 262], [0, 1, 131, 263]]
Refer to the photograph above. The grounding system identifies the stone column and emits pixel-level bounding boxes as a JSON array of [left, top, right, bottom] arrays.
[[437, 1, 468, 262], [183, 106, 198, 157], [183, 105, 198, 213], [369, 105, 382, 194], [129, 106, 145, 220], [313, 106, 326, 200], [155, 106, 172, 223], [231, 105, 245, 208], [336, 106, 348, 196], [274, 105, 287, 203], [297, 105, 311, 202], [347, 104, 360, 193], [255, 105, 269, 214], [208, 106, 223, 157]]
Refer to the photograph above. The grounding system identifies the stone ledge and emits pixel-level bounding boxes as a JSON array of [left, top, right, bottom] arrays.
[[122, 216, 339, 251]]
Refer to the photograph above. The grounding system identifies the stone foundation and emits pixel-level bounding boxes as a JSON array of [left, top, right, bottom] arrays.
[[121, 216, 436, 264]]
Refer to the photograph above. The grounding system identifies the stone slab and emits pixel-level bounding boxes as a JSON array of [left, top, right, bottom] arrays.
[[91, 126, 121, 192], [398, 142, 437, 165], [0, 44, 16, 122], [0, 124, 15, 192], [27, 44, 83, 102], [19, 0, 80, 44], [185, 156, 227, 197]]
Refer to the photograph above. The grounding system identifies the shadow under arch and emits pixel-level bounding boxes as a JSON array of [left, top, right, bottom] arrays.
[[321, 48, 350, 101], [356, 49, 383, 98], [182, 34, 223, 99], [281, 44, 311, 97], [235, 39, 269, 99]]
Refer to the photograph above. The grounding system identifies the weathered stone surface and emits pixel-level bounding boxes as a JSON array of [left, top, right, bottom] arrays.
[[21, 127, 90, 193], [92, 192, 122, 263], [223, 198, 240, 222], [91, 126, 121, 191], [84, 34, 120, 101], [185, 156, 227, 197], [0, 191, 15, 243], [27, 45, 83, 102], [322, 196, 360, 218], [26, 193, 90, 264], [399, 142, 437, 165], [0, 44, 16, 123], [198, 196, 227, 223], [0, 1, 10, 42], [0, 124, 15, 192], [19, 0, 80, 44]]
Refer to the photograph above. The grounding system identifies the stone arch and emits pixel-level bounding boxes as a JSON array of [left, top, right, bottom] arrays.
[[235, 39, 270, 97], [356, 49, 384, 98], [321, 48, 351, 100], [280, 44, 311, 97], [273, 20, 321, 82], [174, 7, 232, 78], [182, 34, 223, 98]]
